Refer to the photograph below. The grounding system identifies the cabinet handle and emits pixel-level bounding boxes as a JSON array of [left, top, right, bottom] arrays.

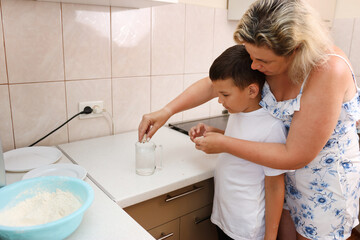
[[195, 215, 211, 225], [165, 185, 205, 202], [157, 232, 174, 240]]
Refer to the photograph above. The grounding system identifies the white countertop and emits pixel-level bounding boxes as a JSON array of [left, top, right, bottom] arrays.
[[58, 127, 218, 207], [5, 156, 154, 240]]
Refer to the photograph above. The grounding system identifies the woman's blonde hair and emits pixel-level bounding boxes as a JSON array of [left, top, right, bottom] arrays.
[[234, 0, 333, 84]]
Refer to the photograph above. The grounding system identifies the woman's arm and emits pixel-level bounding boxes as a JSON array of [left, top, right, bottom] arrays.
[[195, 56, 354, 169], [138, 77, 217, 141], [264, 174, 285, 240]]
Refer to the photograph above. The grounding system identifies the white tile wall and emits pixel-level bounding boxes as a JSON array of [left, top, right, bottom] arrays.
[[0, 7, 7, 84], [62, 4, 111, 80], [0, 86, 13, 151], [350, 18, 360, 76], [112, 7, 151, 77], [10, 82, 68, 148], [66, 79, 112, 142], [2, 0, 64, 83], [213, 8, 238, 60], [113, 77, 151, 133], [331, 18, 354, 57], [332, 17, 360, 85], [151, 4, 185, 75], [1, 0, 359, 151], [184, 4, 214, 73], [183, 73, 210, 121], [210, 97, 224, 116], [151, 74, 183, 123]]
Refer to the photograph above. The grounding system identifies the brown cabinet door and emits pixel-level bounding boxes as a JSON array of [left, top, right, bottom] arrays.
[[124, 179, 214, 230], [180, 205, 218, 240], [148, 219, 180, 240]]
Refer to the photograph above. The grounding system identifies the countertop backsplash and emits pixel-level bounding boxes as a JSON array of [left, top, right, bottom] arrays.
[[0, 0, 359, 151]]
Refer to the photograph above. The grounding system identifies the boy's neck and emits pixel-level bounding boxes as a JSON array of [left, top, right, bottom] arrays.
[[242, 96, 262, 113]]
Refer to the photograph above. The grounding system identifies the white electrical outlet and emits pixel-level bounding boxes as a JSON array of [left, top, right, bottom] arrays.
[[79, 101, 104, 119]]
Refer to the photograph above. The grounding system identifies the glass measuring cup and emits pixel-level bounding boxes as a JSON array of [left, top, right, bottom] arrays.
[[135, 141, 163, 176]]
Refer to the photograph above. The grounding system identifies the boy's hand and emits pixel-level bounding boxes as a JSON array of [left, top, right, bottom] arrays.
[[193, 132, 224, 154], [189, 123, 209, 142]]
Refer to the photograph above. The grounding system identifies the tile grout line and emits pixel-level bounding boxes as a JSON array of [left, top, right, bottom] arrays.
[[109, 6, 114, 134], [0, 0, 16, 149], [60, 3, 70, 144], [209, 7, 216, 118], [348, 18, 356, 61], [150, 6, 153, 114]]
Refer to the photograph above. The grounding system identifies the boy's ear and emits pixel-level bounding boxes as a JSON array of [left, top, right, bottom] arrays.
[[248, 83, 260, 98]]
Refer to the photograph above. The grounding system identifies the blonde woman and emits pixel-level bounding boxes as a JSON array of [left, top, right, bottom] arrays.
[[138, 0, 360, 239]]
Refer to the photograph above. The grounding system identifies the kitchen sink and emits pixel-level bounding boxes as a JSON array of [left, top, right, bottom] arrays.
[[168, 114, 229, 135]]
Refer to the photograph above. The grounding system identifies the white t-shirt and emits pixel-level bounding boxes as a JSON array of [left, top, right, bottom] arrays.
[[211, 108, 289, 240]]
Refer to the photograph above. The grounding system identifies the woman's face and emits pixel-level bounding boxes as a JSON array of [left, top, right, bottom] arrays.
[[244, 43, 293, 77]]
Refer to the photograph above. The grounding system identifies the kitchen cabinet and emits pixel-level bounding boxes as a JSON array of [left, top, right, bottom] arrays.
[[35, 0, 178, 8], [124, 178, 218, 240], [148, 219, 180, 240], [180, 205, 216, 240], [227, 0, 337, 28]]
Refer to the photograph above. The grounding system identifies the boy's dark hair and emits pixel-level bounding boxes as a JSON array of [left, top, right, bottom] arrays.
[[209, 45, 265, 90]]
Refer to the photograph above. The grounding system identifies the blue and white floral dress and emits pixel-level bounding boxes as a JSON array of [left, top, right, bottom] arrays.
[[260, 54, 360, 240]]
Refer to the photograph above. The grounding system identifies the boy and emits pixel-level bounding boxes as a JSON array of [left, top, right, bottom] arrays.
[[189, 45, 290, 240]]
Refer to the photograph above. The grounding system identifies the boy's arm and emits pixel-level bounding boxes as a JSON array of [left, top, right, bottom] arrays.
[[264, 174, 285, 240], [207, 126, 224, 134]]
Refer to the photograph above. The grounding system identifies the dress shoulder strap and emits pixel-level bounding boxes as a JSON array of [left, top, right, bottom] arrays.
[[327, 53, 357, 85]]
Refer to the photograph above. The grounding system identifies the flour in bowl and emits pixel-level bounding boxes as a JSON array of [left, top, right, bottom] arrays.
[[0, 189, 82, 227]]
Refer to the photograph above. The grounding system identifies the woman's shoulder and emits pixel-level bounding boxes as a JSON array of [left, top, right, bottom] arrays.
[[316, 47, 350, 73], [305, 46, 356, 101]]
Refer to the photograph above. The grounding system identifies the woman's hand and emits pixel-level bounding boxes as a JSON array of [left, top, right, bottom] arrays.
[[138, 107, 172, 142], [189, 123, 209, 142], [193, 132, 225, 154]]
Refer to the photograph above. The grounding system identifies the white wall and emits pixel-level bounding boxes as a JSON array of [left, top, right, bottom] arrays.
[[335, 0, 360, 18], [0, 0, 238, 151], [179, 0, 227, 9]]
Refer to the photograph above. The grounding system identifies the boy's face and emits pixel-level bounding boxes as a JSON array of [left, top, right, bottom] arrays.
[[212, 78, 259, 113]]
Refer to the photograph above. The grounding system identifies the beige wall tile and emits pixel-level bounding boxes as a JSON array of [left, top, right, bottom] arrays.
[[350, 18, 360, 76], [2, 0, 64, 83], [66, 79, 112, 142], [62, 3, 111, 80], [112, 7, 151, 77], [0, 85, 14, 151], [210, 96, 224, 116], [10, 82, 68, 148], [183, 74, 210, 121], [331, 18, 354, 57], [151, 4, 185, 75], [210, 10, 235, 116], [0, 8, 7, 84], [184, 4, 214, 73], [113, 77, 150, 133], [213, 8, 238, 60], [151, 75, 183, 123]]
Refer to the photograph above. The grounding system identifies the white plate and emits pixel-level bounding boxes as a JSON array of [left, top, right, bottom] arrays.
[[4, 146, 62, 172], [22, 163, 87, 180]]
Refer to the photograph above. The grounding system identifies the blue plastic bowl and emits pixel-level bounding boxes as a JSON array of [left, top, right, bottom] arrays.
[[0, 176, 94, 240]]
